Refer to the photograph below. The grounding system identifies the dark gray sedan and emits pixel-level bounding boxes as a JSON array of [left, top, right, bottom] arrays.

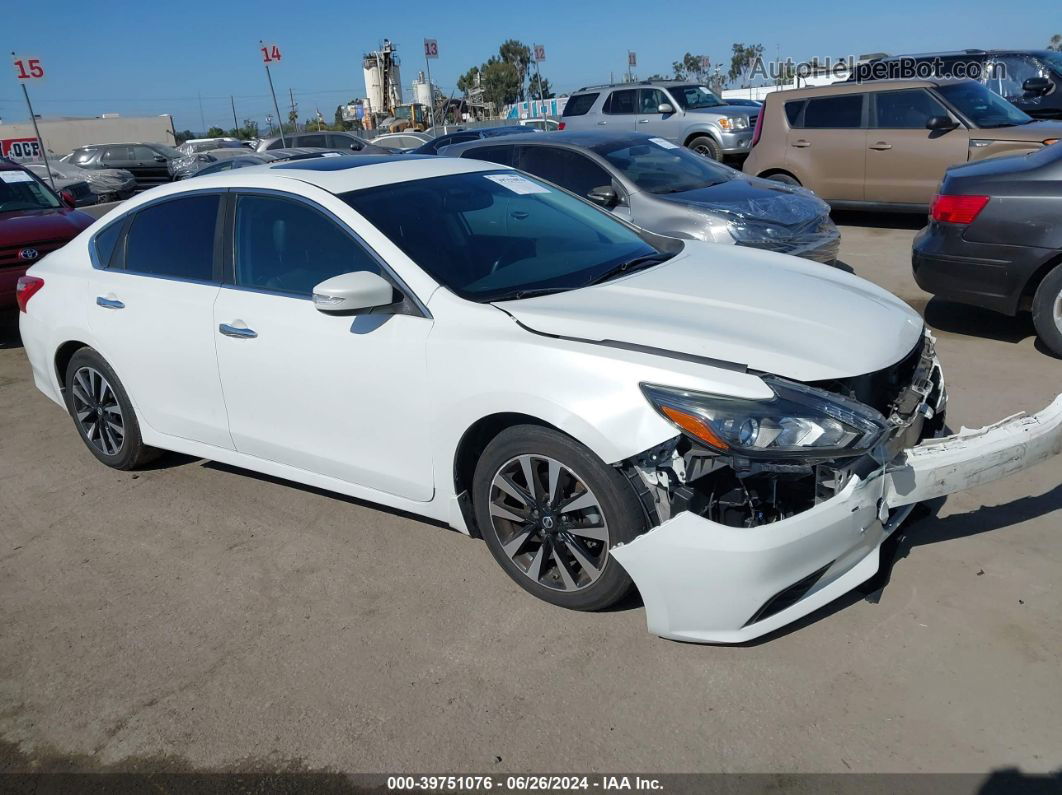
[[913, 142, 1062, 356], [446, 131, 839, 265]]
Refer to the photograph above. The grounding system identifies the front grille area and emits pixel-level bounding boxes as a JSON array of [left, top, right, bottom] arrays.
[[809, 334, 926, 417], [0, 238, 67, 268]]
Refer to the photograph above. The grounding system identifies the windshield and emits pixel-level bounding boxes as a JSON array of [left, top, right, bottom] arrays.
[[670, 85, 725, 110], [593, 138, 734, 194], [0, 170, 62, 214], [937, 81, 1033, 128], [1044, 52, 1062, 78], [341, 170, 665, 302]]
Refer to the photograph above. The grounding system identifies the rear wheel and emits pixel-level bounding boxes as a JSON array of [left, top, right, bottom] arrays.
[[687, 135, 722, 161], [472, 426, 645, 611], [1031, 264, 1062, 357], [63, 348, 160, 469]]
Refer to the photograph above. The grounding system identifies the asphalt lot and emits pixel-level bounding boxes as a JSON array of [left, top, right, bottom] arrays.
[[1, 213, 1060, 777]]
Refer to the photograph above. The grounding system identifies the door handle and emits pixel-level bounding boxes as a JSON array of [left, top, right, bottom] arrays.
[[791, 139, 811, 148], [596, 120, 608, 126], [96, 295, 124, 310], [638, 118, 650, 123], [869, 142, 893, 150], [218, 322, 257, 339]]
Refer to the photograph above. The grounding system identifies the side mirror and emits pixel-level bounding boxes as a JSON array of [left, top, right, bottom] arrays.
[[586, 185, 618, 208], [1022, 76, 1051, 96], [926, 115, 958, 131], [59, 190, 77, 208], [657, 103, 675, 114], [312, 271, 396, 314]]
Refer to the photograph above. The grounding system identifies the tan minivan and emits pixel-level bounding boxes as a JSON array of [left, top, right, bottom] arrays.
[[743, 78, 1062, 210]]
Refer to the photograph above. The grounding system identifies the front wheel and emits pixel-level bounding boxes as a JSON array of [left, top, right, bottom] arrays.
[[687, 135, 722, 161], [1031, 264, 1062, 357], [766, 172, 801, 187], [472, 426, 646, 611]]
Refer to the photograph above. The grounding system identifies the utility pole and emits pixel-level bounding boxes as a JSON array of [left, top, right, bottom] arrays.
[[198, 90, 206, 133], [15, 77, 55, 191], [288, 87, 298, 133], [230, 96, 239, 131], [266, 113, 274, 135]]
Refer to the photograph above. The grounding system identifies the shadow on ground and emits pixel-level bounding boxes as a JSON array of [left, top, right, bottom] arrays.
[[0, 310, 22, 350]]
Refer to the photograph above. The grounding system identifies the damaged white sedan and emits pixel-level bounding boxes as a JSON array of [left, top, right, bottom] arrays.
[[17, 156, 1062, 643]]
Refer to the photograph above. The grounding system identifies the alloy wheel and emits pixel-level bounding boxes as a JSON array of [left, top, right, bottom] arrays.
[[71, 366, 125, 456], [489, 455, 609, 592], [1054, 289, 1062, 334]]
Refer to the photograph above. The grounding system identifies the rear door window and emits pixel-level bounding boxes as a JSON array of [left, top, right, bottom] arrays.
[[638, 88, 669, 113], [801, 94, 864, 128], [784, 100, 805, 125], [123, 194, 220, 281], [462, 145, 514, 166], [297, 134, 328, 148], [562, 93, 599, 116], [604, 89, 638, 115]]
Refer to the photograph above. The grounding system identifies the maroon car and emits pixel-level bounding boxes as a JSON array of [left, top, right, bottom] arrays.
[[1, 158, 93, 308]]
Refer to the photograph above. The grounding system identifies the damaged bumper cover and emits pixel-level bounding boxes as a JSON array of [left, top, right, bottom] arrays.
[[611, 394, 1062, 644]]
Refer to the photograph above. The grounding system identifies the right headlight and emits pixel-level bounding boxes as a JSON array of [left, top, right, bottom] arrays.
[[641, 378, 890, 459]]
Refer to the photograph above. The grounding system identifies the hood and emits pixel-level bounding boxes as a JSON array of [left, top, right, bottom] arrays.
[[974, 119, 1062, 141], [656, 176, 829, 227], [495, 242, 923, 382], [0, 207, 93, 246], [689, 104, 759, 118]]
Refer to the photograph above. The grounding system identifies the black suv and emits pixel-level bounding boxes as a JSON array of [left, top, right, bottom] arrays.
[[851, 50, 1062, 119], [65, 142, 181, 188]]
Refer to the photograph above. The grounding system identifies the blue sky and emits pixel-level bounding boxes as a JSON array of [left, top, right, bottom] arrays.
[[1, 0, 1056, 132]]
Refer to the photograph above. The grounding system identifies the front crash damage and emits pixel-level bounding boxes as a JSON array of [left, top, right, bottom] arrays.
[[611, 341, 1062, 643]]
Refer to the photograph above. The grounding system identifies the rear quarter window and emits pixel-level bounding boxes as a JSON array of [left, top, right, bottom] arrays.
[[123, 194, 220, 281], [562, 93, 599, 116], [784, 100, 805, 126]]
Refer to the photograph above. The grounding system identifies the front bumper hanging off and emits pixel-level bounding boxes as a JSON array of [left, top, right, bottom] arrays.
[[611, 395, 1062, 644]]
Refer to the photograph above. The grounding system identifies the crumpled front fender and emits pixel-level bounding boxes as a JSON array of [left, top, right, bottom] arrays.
[[611, 395, 1062, 644]]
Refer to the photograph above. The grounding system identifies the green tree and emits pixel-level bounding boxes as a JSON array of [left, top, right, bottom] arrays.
[[728, 43, 764, 87], [528, 72, 554, 99], [1049, 34, 1061, 52], [480, 57, 521, 111], [175, 129, 196, 144], [499, 39, 532, 100], [205, 126, 226, 138]]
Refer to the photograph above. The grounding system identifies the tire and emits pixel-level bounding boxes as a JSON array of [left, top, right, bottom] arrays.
[[687, 135, 722, 161], [472, 425, 646, 611], [766, 172, 801, 187], [63, 348, 160, 470], [1031, 264, 1062, 357]]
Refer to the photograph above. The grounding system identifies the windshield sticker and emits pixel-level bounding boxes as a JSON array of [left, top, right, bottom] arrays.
[[0, 171, 35, 184], [321, 152, 342, 157], [649, 137, 680, 150], [484, 173, 551, 194]]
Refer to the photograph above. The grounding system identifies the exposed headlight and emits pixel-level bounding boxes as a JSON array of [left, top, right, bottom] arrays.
[[641, 378, 890, 458], [718, 116, 750, 131]]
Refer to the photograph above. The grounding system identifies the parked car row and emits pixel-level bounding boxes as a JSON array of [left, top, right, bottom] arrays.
[[14, 154, 1061, 644]]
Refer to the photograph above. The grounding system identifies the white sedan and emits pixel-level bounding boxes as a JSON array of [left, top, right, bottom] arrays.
[[16, 155, 1062, 643]]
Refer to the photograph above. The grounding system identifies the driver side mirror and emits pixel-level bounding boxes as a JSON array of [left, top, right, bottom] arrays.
[[657, 103, 675, 114], [586, 185, 618, 208], [1022, 76, 1052, 96], [59, 190, 77, 208], [926, 115, 958, 131], [312, 271, 397, 314]]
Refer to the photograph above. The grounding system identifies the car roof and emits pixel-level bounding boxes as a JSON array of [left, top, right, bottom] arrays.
[[448, 130, 658, 152], [573, 79, 709, 93], [770, 77, 975, 98], [114, 155, 507, 202], [871, 49, 1053, 60]]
